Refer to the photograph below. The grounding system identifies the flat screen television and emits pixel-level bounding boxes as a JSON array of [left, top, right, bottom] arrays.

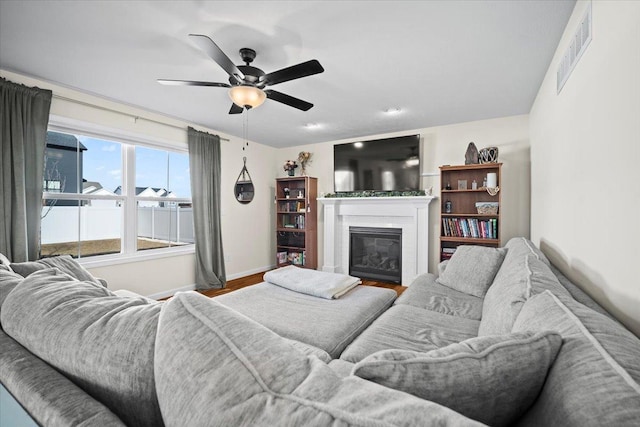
[[334, 134, 420, 192]]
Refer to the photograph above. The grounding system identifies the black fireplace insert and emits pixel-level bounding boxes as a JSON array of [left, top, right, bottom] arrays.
[[349, 226, 402, 283]]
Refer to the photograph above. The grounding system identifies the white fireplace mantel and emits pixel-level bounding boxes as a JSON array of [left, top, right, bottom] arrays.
[[318, 196, 435, 286]]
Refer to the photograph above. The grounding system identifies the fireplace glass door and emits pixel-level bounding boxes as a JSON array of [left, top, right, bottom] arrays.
[[349, 227, 402, 283]]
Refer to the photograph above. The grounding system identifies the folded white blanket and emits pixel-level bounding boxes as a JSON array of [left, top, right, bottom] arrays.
[[263, 266, 361, 299]]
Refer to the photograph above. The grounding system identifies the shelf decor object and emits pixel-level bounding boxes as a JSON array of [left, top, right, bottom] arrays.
[[439, 163, 502, 261], [479, 146, 499, 163], [275, 176, 317, 269]]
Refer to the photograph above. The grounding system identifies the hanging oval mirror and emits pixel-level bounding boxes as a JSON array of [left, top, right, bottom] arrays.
[[234, 157, 254, 204]]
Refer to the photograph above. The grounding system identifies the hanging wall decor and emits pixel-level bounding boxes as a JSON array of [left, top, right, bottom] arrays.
[[234, 157, 254, 204], [297, 151, 313, 176]]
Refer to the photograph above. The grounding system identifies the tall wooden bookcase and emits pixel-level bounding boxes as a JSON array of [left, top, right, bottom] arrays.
[[275, 176, 318, 269], [439, 163, 502, 261]]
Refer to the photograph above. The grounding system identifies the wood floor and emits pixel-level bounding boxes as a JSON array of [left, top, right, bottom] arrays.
[[199, 271, 407, 298]]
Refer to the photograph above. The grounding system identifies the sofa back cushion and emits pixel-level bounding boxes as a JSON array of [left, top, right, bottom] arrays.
[[512, 291, 640, 426], [352, 331, 562, 427], [154, 291, 482, 426], [9, 255, 103, 285], [436, 245, 507, 297], [0, 269, 164, 427], [479, 253, 571, 336]]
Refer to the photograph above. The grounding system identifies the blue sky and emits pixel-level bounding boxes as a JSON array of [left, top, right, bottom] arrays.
[[79, 136, 191, 198]]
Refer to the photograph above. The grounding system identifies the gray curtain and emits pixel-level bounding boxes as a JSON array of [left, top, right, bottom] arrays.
[[187, 127, 226, 289], [0, 78, 52, 262]]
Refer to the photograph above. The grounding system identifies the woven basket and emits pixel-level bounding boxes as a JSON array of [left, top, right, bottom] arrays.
[[476, 203, 498, 214]]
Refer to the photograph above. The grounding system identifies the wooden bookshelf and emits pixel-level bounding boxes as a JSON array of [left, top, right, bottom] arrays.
[[275, 177, 317, 269], [439, 163, 502, 261]]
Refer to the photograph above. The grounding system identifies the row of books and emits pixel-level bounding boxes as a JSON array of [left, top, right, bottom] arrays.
[[282, 214, 305, 229], [279, 201, 306, 212], [441, 247, 457, 260], [442, 217, 498, 239], [277, 251, 306, 266]]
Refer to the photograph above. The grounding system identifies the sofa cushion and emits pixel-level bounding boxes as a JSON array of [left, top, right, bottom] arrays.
[[154, 291, 482, 427], [512, 290, 640, 426], [353, 331, 562, 426], [396, 273, 483, 320], [0, 253, 11, 270], [328, 359, 355, 378], [215, 281, 395, 358], [479, 253, 571, 336], [9, 255, 103, 286], [340, 304, 480, 363], [0, 269, 23, 309], [549, 263, 615, 319], [0, 268, 163, 427], [505, 236, 550, 266], [436, 245, 507, 297], [283, 338, 332, 363]]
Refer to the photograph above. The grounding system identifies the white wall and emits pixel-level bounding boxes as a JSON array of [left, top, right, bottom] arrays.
[[1, 70, 277, 297], [277, 114, 530, 275], [530, 1, 640, 336]]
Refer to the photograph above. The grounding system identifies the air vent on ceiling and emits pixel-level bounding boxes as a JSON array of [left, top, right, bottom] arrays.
[[557, 2, 592, 94]]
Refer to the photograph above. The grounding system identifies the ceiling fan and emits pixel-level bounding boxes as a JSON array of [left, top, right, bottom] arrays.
[[158, 34, 324, 114]]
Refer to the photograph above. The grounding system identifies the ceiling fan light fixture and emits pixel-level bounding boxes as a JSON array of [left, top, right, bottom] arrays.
[[229, 85, 266, 109]]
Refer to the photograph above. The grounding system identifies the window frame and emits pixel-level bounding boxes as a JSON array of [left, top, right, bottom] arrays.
[[44, 116, 195, 268]]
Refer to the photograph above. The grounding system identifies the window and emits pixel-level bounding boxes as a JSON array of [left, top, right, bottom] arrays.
[[41, 129, 193, 260]]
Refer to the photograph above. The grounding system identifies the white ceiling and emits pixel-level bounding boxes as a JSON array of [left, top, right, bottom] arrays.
[[0, 0, 575, 148]]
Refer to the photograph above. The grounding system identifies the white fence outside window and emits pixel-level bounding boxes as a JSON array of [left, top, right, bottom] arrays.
[[41, 206, 194, 245]]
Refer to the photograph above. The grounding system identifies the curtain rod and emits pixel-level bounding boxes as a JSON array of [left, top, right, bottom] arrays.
[[52, 94, 230, 141]]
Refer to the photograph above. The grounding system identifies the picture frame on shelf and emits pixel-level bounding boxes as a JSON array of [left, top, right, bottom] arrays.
[[457, 180, 468, 190]]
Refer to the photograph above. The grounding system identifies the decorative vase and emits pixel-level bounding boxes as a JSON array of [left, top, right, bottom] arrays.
[[287, 169, 295, 176], [465, 142, 479, 164]]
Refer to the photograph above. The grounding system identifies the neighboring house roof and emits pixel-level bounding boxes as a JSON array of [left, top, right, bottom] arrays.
[[83, 181, 119, 196], [82, 181, 103, 193], [46, 131, 87, 151], [113, 186, 171, 196]]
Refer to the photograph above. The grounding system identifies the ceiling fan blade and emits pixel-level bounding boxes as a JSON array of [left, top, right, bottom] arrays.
[[265, 89, 313, 111], [188, 34, 245, 83], [157, 79, 231, 87], [229, 103, 244, 114], [263, 60, 324, 86]]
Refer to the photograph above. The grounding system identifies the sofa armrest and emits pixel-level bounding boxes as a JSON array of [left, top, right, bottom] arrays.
[[0, 330, 126, 427]]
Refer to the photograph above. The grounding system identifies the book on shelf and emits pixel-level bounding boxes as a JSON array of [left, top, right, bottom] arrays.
[[288, 251, 306, 266], [442, 217, 499, 240], [277, 251, 288, 264]]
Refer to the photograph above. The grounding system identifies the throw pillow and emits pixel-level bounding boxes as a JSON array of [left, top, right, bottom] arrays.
[[1, 268, 163, 427], [352, 331, 562, 427], [9, 255, 103, 286], [512, 290, 640, 425], [154, 291, 481, 426], [478, 253, 571, 337], [8, 260, 47, 277], [436, 245, 507, 297]]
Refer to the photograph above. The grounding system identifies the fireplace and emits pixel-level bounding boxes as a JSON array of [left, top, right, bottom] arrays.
[[349, 227, 402, 283], [318, 195, 434, 286]]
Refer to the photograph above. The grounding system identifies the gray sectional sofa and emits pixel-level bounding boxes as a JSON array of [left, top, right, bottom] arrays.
[[1, 238, 639, 426]]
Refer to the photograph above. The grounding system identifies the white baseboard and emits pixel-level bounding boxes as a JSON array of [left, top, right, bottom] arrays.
[[145, 264, 275, 300], [146, 283, 196, 300], [226, 264, 274, 281]]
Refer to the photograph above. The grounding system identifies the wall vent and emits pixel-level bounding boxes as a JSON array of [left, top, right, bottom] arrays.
[[557, 2, 592, 94]]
